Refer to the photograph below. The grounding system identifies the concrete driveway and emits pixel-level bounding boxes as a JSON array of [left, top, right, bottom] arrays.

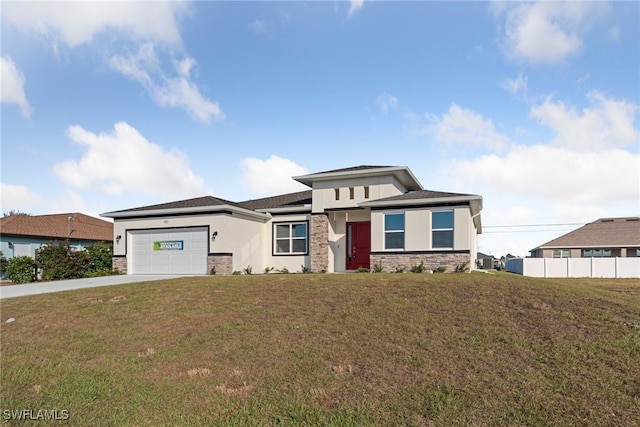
[[0, 275, 189, 299]]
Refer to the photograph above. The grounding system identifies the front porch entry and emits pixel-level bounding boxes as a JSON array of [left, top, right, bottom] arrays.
[[346, 221, 371, 270]]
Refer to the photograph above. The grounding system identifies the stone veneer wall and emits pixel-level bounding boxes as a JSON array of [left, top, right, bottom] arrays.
[[112, 256, 127, 274], [370, 252, 470, 273], [310, 214, 329, 273], [208, 254, 233, 276]]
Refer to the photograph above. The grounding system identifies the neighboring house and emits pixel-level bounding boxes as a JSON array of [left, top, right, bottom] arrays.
[[529, 217, 640, 259], [477, 252, 497, 270], [101, 165, 483, 275], [0, 213, 114, 259]]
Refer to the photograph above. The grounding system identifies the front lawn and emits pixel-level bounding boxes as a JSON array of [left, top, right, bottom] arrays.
[[1, 273, 638, 426]]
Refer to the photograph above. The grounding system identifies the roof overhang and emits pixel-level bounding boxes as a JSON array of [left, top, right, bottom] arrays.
[[101, 204, 270, 221], [256, 205, 312, 214], [293, 166, 423, 191]]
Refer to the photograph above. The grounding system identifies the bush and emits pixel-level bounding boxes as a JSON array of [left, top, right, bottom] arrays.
[[356, 267, 370, 273], [0, 251, 8, 278], [6, 256, 37, 284], [36, 242, 89, 281], [433, 266, 447, 274], [300, 265, 311, 273], [455, 262, 469, 273], [372, 262, 384, 273], [410, 261, 426, 273], [85, 242, 113, 272]]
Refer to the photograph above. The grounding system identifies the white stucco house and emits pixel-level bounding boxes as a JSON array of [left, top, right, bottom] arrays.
[[101, 165, 483, 275]]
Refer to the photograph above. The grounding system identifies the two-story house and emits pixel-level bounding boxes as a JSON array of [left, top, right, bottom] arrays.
[[101, 165, 482, 275]]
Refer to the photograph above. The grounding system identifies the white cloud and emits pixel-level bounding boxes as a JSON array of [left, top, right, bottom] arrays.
[[249, 19, 269, 36], [494, 2, 609, 64], [2, 1, 186, 48], [500, 73, 528, 98], [376, 92, 398, 114], [52, 122, 205, 198], [109, 44, 224, 123], [531, 92, 639, 150], [239, 155, 309, 196], [448, 145, 640, 204], [0, 183, 41, 212], [1, 56, 32, 118], [425, 104, 508, 151], [348, 0, 364, 17]]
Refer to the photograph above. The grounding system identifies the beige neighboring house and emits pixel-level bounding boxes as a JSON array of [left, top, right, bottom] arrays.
[[530, 217, 640, 259], [101, 165, 483, 275]]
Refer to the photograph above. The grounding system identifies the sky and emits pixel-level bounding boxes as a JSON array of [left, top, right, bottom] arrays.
[[1, 0, 639, 257]]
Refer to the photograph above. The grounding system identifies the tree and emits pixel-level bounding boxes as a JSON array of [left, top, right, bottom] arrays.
[[2, 210, 31, 217]]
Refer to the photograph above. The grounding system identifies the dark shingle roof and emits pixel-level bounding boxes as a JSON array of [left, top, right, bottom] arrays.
[[535, 217, 640, 249], [0, 213, 113, 241], [311, 165, 394, 174], [107, 196, 244, 213], [238, 191, 312, 211], [373, 189, 478, 202]]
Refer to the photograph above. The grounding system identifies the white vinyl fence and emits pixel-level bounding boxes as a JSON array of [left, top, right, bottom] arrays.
[[506, 257, 640, 278]]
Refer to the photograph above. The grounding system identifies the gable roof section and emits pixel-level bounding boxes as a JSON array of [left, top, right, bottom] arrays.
[[293, 165, 423, 191], [101, 196, 269, 220], [0, 213, 113, 241], [238, 190, 312, 212], [532, 217, 640, 250]]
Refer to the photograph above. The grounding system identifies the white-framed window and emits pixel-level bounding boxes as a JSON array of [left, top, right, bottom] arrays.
[[553, 249, 571, 258], [273, 222, 308, 255], [582, 249, 612, 258], [384, 213, 405, 250], [432, 210, 454, 249]]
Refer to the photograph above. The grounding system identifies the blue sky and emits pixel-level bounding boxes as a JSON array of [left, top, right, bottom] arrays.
[[2, 1, 639, 257]]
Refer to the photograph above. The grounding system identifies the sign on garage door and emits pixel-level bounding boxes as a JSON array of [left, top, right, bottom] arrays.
[[129, 228, 208, 274]]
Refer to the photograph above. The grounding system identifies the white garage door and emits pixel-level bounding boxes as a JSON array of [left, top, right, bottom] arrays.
[[129, 228, 208, 275]]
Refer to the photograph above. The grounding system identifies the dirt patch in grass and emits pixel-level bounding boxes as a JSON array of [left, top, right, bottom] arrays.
[[1, 273, 638, 426]]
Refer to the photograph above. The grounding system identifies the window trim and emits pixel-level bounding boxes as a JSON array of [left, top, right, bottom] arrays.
[[272, 221, 309, 256], [384, 212, 405, 250], [431, 209, 454, 249], [582, 249, 611, 258], [553, 249, 571, 258]]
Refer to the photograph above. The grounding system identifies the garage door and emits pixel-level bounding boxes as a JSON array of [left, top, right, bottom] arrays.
[[129, 228, 208, 275]]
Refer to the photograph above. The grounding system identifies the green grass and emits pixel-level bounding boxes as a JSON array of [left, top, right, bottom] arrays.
[[1, 273, 639, 426]]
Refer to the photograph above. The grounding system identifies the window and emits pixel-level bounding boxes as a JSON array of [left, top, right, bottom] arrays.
[[364, 186, 370, 199], [334, 188, 340, 200], [582, 249, 611, 258], [432, 210, 454, 248], [553, 249, 571, 258], [384, 213, 404, 249], [349, 187, 354, 200], [274, 222, 308, 255]]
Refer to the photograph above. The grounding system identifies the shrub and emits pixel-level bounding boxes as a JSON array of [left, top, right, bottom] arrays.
[[5, 256, 37, 284], [276, 267, 289, 274], [394, 266, 406, 273], [232, 270, 242, 275], [36, 242, 89, 281], [410, 261, 426, 273], [210, 266, 217, 275], [243, 265, 252, 275], [85, 242, 113, 272], [300, 265, 311, 273], [356, 267, 370, 273], [455, 262, 469, 273], [372, 262, 384, 273], [0, 251, 8, 278], [433, 266, 447, 274], [263, 267, 274, 274]]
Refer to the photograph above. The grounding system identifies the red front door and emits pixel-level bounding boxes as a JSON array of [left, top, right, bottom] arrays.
[[346, 221, 371, 270]]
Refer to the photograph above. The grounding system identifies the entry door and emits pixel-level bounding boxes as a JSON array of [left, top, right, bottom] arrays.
[[346, 221, 371, 270]]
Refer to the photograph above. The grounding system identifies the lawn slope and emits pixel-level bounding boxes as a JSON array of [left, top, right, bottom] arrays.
[[1, 273, 638, 426]]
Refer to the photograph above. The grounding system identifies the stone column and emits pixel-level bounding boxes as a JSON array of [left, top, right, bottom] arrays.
[[310, 214, 329, 273], [112, 256, 127, 274]]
